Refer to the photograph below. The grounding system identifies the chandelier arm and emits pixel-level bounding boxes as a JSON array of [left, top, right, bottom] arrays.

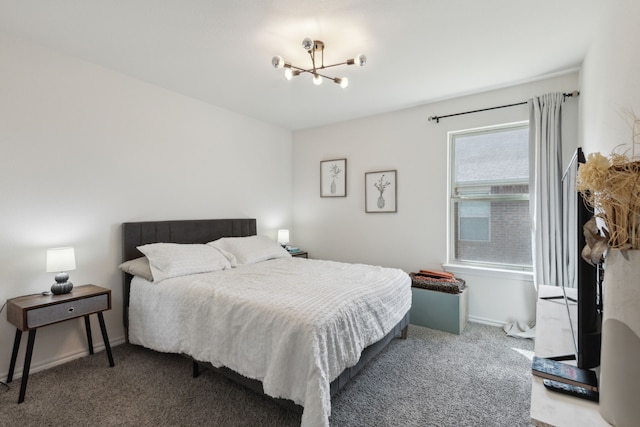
[[315, 61, 351, 70], [290, 69, 329, 79], [310, 70, 336, 81], [288, 61, 351, 74], [288, 64, 311, 73], [287, 67, 335, 81], [308, 50, 317, 72]]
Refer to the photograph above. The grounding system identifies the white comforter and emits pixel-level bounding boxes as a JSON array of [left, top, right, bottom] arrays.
[[129, 257, 411, 427]]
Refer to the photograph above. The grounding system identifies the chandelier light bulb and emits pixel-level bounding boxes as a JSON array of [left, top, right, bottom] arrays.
[[313, 74, 323, 85], [354, 53, 367, 67], [272, 55, 285, 69], [335, 77, 349, 88], [302, 37, 314, 51], [284, 68, 293, 80]]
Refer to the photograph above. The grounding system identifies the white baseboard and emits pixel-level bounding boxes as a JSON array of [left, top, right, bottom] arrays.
[[1, 335, 126, 382], [468, 316, 506, 328]]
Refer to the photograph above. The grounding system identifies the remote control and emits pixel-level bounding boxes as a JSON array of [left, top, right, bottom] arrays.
[[543, 379, 599, 402]]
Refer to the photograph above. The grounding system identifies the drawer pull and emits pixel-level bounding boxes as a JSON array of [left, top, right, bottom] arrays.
[[68, 307, 75, 313]]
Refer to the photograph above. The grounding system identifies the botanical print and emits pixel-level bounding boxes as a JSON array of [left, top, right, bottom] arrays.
[[320, 159, 347, 197], [329, 163, 342, 194], [365, 170, 397, 212], [374, 174, 391, 208]]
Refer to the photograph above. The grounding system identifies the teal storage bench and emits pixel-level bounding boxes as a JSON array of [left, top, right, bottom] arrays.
[[409, 274, 469, 335]]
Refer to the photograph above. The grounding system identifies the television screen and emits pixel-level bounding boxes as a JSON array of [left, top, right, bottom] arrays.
[[560, 147, 601, 369]]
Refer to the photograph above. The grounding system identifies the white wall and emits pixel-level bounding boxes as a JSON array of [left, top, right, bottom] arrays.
[[581, 0, 640, 155], [0, 33, 292, 379], [292, 73, 580, 326], [8, 1, 635, 378]]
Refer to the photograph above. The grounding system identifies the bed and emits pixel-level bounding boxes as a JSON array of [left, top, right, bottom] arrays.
[[121, 218, 411, 427]]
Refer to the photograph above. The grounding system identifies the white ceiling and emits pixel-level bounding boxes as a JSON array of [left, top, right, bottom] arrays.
[[0, 1, 604, 131]]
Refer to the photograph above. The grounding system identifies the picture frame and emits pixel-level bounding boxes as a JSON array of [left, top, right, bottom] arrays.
[[320, 159, 347, 197], [365, 170, 397, 213]]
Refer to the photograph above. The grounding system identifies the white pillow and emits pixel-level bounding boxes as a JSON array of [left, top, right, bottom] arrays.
[[118, 256, 154, 282], [208, 235, 290, 266], [137, 243, 231, 282], [215, 248, 238, 268]]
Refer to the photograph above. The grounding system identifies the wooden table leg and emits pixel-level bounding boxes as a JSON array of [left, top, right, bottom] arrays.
[[18, 329, 37, 404], [97, 312, 114, 367], [7, 329, 22, 383], [84, 315, 94, 355]]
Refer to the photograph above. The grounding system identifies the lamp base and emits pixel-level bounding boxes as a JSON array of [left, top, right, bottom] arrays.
[[51, 281, 73, 295], [51, 273, 73, 295]]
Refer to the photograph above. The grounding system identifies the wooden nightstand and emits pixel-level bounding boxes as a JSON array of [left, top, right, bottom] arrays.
[[290, 250, 308, 258], [6, 284, 115, 403]]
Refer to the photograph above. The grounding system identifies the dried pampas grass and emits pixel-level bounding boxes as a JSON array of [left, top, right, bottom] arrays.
[[577, 119, 640, 250]]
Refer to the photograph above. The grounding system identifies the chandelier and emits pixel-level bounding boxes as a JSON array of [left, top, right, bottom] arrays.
[[272, 37, 366, 88]]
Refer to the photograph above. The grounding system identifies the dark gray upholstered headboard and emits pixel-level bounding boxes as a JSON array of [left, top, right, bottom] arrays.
[[121, 218, 257, 331]]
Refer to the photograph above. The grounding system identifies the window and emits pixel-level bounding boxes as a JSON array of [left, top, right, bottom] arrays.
[[459, 201, 490, 242], [448, 122, 532, 270]]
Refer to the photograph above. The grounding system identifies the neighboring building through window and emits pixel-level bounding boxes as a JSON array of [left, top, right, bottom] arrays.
[[448, 122, 532, 270], [459, 201, 490, 242]]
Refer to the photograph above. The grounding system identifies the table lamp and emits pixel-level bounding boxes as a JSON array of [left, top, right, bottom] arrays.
[[46, 247, 76, 295], [277, 229, 290, 247]]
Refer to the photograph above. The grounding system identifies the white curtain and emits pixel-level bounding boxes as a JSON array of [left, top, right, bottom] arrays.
[[529, 93, 564, 288]]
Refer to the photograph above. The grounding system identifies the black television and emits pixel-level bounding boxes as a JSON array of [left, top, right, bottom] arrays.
[[559, 147, 602, 370]]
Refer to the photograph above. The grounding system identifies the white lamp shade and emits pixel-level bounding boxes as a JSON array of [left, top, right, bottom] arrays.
[[46, 247, 76, 272], [277, 229, 290, 245]]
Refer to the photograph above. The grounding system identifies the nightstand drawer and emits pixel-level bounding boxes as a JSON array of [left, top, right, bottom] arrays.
[[26, 294, 109, 329]]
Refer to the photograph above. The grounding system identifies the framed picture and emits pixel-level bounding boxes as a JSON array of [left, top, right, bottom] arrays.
[[320, 159, 347, 197], [365, 170, 397, 213]]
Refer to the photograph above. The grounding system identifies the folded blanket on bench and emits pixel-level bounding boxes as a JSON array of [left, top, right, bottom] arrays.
[[410, 272, 466, 294], [417, 269, 455, 281]]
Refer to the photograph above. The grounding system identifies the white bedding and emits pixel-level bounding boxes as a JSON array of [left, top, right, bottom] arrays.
[[128, 257, 411, 427]]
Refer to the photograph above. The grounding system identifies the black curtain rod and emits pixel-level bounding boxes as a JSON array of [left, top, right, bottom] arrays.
[[427, 91, 580, 124]]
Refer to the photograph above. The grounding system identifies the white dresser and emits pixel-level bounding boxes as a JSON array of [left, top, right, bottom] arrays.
[[530, 285, 610, 426]]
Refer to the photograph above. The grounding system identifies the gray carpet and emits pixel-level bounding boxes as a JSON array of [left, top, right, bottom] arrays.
[[0, 323, 535, 426]]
